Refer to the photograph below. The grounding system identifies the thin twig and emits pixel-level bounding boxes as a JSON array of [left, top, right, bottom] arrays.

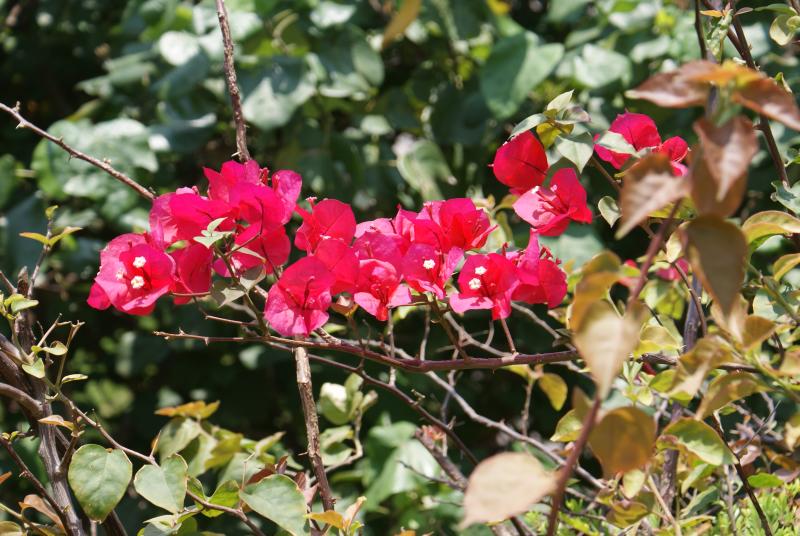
[[215, 0, 251, 161], [710, 416, 774, 536], [0, 101, 154, 200], [545, 395, 602, 536]]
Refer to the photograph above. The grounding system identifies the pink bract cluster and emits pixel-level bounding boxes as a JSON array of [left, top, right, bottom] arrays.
[[92, 117, 693, 337]]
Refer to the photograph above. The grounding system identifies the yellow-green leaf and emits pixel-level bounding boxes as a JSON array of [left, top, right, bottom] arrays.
[[657, 418, 731, 466], [551, 410, 581, 442], [588, 407, 655, 477], [773, 252, 800, 281], [697, 372, 765, 419], [573, 300, 648, 398], [742, 210, 800, 246], [306, 511, 345, 530], [537, 373, 567, 410]]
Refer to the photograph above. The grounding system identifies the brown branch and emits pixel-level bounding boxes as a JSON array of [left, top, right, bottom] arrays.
[[0, 382, 42, 418], [293, 346, 335, 511], [694, 0, 708, 61], [0, 101, 154, 200], [0, 435, 76, 536], [545, 395, 602, 536], [215, 0, 251, 162]]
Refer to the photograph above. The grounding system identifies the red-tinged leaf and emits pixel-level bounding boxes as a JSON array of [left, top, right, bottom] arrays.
[[689, 146, 747, 218], [19, 494, 65, 531], [461, 452, 555, 527], [617, 153, 689, 238], [733, 77, 800, 131], [682, 216, 747, 317], [625, 61, 716, 108], [693, 116, 758, 201]]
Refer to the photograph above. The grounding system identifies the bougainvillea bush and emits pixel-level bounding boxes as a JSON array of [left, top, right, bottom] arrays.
[[2, 0, 800, 535]]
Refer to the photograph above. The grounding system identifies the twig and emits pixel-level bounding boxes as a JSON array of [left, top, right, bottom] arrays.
[[694, 0, 708, 61], [545, 395, 602, 536], [0, 101, 154, 200], [648, 473, 682, 535], [293, 346, 335, 511], [728, 13, 791, 187], [0, 382, 43, 417], [215, 0, 251, 162], [0, 435, 76, 536], [628, 202, 681, 305], [710, 416, 774, 536]]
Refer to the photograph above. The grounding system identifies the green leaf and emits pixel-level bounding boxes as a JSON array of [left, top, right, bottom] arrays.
[[554, 132, 594, 172], [157, 418, 201, 460], [200, 480, 239, 518], [747, 473, 783, 488], [658, 419, 731, 466], [510, 113, 546, 138], [697, 372, 764, 419], [319, 382, 350, 425], [551, 410, 581, 442], [21, 358, 45, 378], [480, 32, 564, 119], [546, 90, 574, 112], [595, 130, 637, 156], [742, 210, 800, 247], [68, 445, 132, 522], [572, 44, 631, 89], [61, 373, 89, 385], [5, 294, 39, 314], [770, 14, 800, 46], [134, 455, 189, 513], [242, 57, 317, 131], [771, 180, 800, 215], [396, 140, 450, 201], [240, 475, 309, 535], [598, 196, 621, 227], [773, 252, 800, 281], [18, 232, 49, 245]]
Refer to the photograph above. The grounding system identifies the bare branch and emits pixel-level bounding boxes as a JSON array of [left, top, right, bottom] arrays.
[[215, 0, 251, 162], [0, 101, 154, 200]]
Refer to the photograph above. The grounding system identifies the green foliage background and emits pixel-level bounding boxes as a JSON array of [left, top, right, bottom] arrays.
[[0, 0, 797, 533]]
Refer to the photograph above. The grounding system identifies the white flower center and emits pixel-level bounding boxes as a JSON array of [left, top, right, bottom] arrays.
[[422, 259, 436, 270], [468, 278, 482, 290], [132, 256, 147, 268], [130, 275, 145, 289], [474, 266, 487, 275], [115, 269, 125, 280]]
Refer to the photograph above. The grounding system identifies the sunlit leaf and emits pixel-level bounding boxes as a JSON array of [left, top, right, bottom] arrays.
[[461, 452, 555, 527], [693, 116, 757, 201], [133, 455, 188, 513], [68, 445, 132, 521], [589, 407, 655, 477], [240, 475, 309, 535], [657, 418, 731, 466]]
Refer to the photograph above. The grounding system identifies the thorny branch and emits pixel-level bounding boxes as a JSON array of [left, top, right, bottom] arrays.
[[215, 0, 251, 162]]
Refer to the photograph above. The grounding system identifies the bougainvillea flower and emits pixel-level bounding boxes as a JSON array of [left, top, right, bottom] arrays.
[[171, 244, 213, 305], [402, 244, 463, 299], [594, 112, 689, 174], [313, 238, 360, 295], [295, 199, 357, 253], [416, 199, 493, 252], [354, 259, 412, 321], [656, 258, 690, 281], [270, 169, 302, 224], [352, 231, 405, 268], [507, 231, 567, 308], [204, 160, 266, 204], [228, 181, 287, 228], [449, 253, 519, 319], [224, 223, 290, 275], [88, 233, 176, 315], [150, 189, 231, 247], [355, 207, 416, 253], [264, 257, 335, 337], [491, 131, 549, 195], [513, 168, 592, 236]]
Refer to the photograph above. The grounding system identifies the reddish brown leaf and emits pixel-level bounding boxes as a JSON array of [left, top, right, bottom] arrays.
[[733, 78, 800, 131], [689, 146, 747, 218], [693, 116, 758, 201], [19, 494, 64, 531], [682, 215, 747, 317], [0, 472, 11, 486], [617, 153, 689, 238], [626, 61, 716, 108]]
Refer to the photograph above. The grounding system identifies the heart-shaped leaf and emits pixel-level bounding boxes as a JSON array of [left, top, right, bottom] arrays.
[[68, 445, 132, 521], [240, 474, 309, 535], [133, 455, 188, 513]]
